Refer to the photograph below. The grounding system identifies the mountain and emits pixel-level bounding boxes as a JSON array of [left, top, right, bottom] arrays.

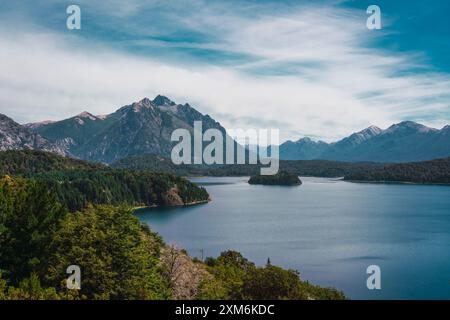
[[23, 120, 55, 130], [279, 137, 329, 160], [31, 111, 112, 148], [7, 95, 450, 164], [280, 121, 450, 162], [0, 114, 69, 156], [30, 95, 227, 163], [327, 125, 382, 152]]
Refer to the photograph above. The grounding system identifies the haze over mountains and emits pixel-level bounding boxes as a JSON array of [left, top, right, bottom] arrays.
[[280, 122, 450, 162], [1, 95, 449, 164]]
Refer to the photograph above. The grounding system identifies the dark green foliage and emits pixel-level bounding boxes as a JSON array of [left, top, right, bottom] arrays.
[[0, 150, 210, 212], [0, 150, 105, 176], [113, 153, 384, 178], [32, 169, 209, 212], [0, 273, 62, 300], [112, 153, 211, 176], [46, 205, 168, 299], [204, 251, 345, 300], [248, 170, 302, 186], [0, 176, 67, 284], [0, 178, 168, 300], [242, 265, 307, 299], [344, 157, 450, 184], [204, 251, 255, 299]]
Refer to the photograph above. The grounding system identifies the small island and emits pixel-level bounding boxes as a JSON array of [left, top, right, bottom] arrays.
[[248, 170, 302, 186]]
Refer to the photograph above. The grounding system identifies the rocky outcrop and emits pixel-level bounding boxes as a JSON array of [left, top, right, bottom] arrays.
[[0, 114, 70, 156], [161, 185, 210, 206], [162, 186, 185, 206], [160, 245, 210, 299]]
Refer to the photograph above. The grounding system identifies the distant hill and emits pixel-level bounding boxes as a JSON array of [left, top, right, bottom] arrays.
[[280, 121, 450, 162], [112, 153, 383, 178], [344, 157, 450, 184], [0, 149, 105, 175]]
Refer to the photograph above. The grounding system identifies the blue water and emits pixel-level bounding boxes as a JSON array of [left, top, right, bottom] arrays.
[[135, 177, 450, 300]]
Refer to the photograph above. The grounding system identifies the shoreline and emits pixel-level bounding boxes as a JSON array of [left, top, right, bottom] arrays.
[[191, 175, 450, 186], [133, 199, 210, 211], [344, 179, 450, 186]]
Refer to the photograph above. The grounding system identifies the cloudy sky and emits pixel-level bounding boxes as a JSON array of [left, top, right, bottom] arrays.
[[0, 0, 449, 142]]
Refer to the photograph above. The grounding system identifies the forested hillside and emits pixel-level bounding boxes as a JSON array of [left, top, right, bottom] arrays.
[[33, 170, 210, 212], [344, 157, 450, 184], [113, 154, 383, 177], [0, 150, 104, 175], [0, 150, 209, 211]]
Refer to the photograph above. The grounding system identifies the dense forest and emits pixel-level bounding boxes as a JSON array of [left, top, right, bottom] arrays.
[[113, 153, 383, 177], [248, 171, 302, 186], [0, 149, 106, 175], [0, 174, 345, 300], [344, 157, 450, 184], [0, 150, 209, 212], [32, 170, 210, 212]]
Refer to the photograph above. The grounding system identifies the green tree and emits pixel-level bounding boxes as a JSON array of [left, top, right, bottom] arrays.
[[205, 251, 255, 299], [242, 265, 307, 299], [5, 273, 60, 300], [46, 205, 169, 299], [0, 176, 67, 284], [196, 275, 227, 300]]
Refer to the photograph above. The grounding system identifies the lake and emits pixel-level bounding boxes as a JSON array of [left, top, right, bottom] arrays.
[[135, 177, 450, 299]]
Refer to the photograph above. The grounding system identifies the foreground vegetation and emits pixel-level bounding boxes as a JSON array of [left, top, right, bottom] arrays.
[[0, 150, 345, 300], [344, 157, 450, 184], [0, 176, 345, 300]]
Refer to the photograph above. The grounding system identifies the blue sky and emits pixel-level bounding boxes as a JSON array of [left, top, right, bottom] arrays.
[[0, 0, 449, 142]]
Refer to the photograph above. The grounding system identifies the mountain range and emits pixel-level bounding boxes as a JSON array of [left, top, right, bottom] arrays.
[[21, 95, 226, 163], [280, 122, 450, 162], [0, 95, 449, 163]]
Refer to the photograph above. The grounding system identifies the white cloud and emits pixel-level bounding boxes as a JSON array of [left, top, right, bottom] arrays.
[[0, 3, 449, 143]]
